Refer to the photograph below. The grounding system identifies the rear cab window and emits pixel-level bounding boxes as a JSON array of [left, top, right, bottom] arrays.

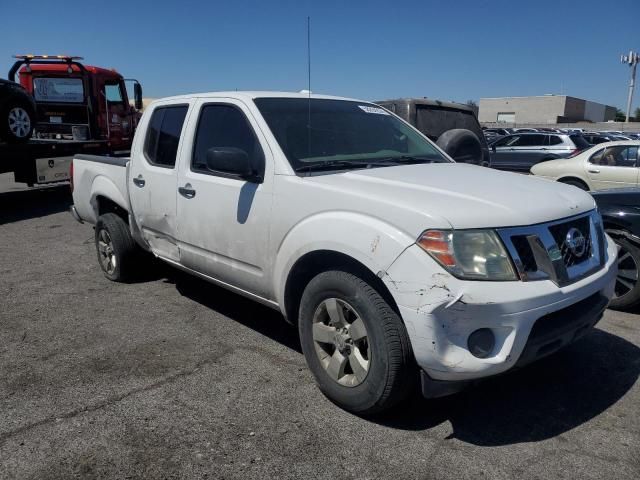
[[143, 105, 189, 168]]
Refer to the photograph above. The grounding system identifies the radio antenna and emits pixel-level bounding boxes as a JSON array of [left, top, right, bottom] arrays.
[[307, 16, 312, 156]]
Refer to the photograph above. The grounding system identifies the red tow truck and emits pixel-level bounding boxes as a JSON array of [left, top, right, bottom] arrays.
[[1, 54, 143, 186]]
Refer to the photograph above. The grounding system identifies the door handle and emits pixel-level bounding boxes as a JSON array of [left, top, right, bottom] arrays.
[[133, 175, 145, 187], [588, 169, 600, 174], [178, 184, 196, 199]]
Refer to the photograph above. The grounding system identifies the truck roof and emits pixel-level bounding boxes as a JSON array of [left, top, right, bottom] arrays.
[[19, 64, 123, 77], [149, 91, 367, 105], [376, 97, 476, 112]]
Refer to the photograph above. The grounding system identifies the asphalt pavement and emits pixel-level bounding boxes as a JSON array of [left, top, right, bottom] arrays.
[[0, 172, 638, 479]]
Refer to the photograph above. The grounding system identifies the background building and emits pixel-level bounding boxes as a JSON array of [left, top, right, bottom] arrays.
[[478, 95, 617, 124]]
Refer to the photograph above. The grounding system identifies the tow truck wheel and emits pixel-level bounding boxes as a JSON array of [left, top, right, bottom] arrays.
[[2, 101, 34, 143], [298, 270, 415, 414], [95, 213, 137, 282]]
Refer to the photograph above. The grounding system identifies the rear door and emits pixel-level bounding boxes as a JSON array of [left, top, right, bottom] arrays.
[[175, 98, 274, 298], [128, 102, 190, 261], [585, 144, 640, 190]]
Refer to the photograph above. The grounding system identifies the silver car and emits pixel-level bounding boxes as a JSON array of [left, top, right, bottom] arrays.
[[489, 133, 591, 171]]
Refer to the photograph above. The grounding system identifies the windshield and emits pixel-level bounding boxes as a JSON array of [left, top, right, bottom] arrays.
[[254, 98, 450, 172]]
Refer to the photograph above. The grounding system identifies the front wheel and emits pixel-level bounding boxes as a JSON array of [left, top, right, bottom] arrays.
[[608, 235, 640, 311], [298, 270, 415, 414]]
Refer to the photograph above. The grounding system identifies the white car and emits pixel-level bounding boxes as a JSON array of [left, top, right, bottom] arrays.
[[70, 91, 617, 414], [530, 140, 640, 191]]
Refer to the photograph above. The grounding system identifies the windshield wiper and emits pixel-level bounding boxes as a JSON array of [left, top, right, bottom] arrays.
[[375, 155, 446, 164], [294, 159, 391, 173]]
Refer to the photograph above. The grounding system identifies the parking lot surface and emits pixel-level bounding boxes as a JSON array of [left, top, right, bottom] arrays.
[[1, 173, 639, 480]]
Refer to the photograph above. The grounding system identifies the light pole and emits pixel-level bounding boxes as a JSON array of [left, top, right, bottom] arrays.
[[621, 51, 639, 122]]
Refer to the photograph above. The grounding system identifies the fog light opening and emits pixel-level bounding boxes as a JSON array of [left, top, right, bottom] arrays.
[[468, 328, 495, 358]]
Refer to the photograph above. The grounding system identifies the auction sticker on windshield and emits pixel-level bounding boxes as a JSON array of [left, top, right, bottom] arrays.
[[358, 105, 389, 115]]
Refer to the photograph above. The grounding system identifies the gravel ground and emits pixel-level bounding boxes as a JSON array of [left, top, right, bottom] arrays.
[[0, 172, 639, 479]]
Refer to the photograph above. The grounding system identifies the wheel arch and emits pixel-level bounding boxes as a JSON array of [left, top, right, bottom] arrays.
[[282, 249, 401, 325], [557, 175, 590, 190], [90, 175, 129, 223]]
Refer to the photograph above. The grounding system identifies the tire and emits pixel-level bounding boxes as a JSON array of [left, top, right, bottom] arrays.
[[559, 178, 589, 191], [1, 99, 35, 143], [95, 213, 138, 282], [608, 235, 640, 311], [298, 270, 415, 414], [436, 128, 483, 164]]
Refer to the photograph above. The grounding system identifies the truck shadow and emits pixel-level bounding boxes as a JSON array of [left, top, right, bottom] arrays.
[[0, 185, 71, 225], [168, 269, 302, 354], [161, 266, 638, 446], [372, 328, 640, 445]]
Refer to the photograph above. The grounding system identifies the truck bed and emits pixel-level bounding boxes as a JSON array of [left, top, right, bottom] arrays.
[[71, 154, 130, 224]]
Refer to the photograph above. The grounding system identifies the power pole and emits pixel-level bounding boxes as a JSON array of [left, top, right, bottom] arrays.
[[621, 51, 639, 122]]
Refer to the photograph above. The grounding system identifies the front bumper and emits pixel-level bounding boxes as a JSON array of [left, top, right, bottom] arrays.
[[383, 234, 617, 384]]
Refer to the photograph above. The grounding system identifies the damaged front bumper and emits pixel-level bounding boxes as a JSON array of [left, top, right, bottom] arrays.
[[382, 235, 617, 390]]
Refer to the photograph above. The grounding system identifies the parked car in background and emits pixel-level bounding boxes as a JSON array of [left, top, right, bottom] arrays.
[[489, 132, 590, 171], [0, 78, 36, 143], [530, 141, 640, 191], [583, 134, 615, 145], [592, 188, 640, 310], [512, 127, 538, 133], [483, 127, 512, 136], [376, 98, 490, 166]]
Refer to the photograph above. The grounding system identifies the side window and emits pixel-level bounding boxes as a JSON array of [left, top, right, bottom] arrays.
[[192, 104, 264, 176], [143, 106, 188, 168], [105, 83, 124, 104], [590, 146, 638, 167], [513, 134, 545, 147], [548, 135, 563, 145]]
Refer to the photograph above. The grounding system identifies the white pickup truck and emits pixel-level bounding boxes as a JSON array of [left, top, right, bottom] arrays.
[[70, 91, 617, 414]]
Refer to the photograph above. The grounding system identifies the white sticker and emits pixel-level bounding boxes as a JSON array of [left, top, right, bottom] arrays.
[[358, 105, 389, 115]]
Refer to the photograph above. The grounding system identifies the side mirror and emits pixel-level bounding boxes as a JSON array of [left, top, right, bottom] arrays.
[[134, 82, 143, 110], [206, 147, 261, 182], [491, 144, 497, 152]]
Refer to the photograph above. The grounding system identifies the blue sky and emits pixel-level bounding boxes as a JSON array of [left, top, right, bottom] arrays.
[[1, 0, 638, 110]]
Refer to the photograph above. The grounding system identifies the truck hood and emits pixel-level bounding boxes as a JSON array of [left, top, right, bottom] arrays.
[[306, 163, 595, 231]]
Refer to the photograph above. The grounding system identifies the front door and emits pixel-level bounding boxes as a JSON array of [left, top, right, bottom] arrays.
[[585, 144, 639, 190], [128, 102, 190, 261], [176, 99, 273, 298]]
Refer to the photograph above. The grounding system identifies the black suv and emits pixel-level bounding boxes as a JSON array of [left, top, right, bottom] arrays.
[[0, 78, 36, 143], [375, 98, 489, 166]]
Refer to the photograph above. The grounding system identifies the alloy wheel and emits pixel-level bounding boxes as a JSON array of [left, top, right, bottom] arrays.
[[97, 229, 117, 275], [614, 244, 639, 299], [312, 298, 371, 387], [8, 107, 31, 138]]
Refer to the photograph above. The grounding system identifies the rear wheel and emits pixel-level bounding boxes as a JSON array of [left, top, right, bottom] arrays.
[[298, 270, 415, 414], [608, 236, 640, 311], [95, 213, 138, 282]]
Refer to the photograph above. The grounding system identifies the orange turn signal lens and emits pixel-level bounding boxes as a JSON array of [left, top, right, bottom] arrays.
[[417, 230, 456, 267]]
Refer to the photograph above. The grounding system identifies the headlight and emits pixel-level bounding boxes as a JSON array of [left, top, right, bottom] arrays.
[[417, 229, 517, 281]]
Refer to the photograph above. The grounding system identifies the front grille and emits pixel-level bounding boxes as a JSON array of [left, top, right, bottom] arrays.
[[548, 216, 592, 267], [511, 235, 537, 272], [497, 211, 605, 287]]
